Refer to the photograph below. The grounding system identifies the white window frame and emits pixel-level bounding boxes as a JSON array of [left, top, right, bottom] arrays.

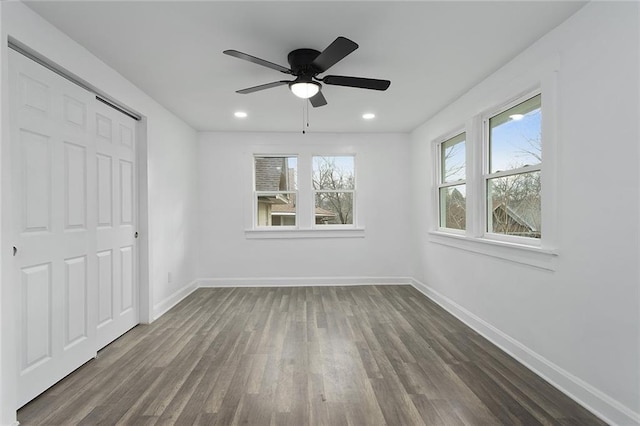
[[246, 151, 364, 239], [429, 67, 559, 270], [311, 154, 357, 229], [435, 130, 466, 235], [253, 154, 298, 229], [482, 90, 542, 247]]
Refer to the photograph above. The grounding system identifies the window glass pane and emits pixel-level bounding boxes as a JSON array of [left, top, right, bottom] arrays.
[[256, 193, 296, 226], [489, 94, 541, 173], [487, 171, 540, 238], [439, 185, 466, 230], [312, 156, 355, 190], [315, 192, 353, 225], [441, 133, 465, 183], [255, 156, 297, 191]]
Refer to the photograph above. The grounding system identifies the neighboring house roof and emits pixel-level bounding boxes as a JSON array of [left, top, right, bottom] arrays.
[[492, 199, 540, 232], [313, 207, 336, 218], [444, 187, 466, 229], [255, 157, 287, 191], [258, 194, 290, 205]]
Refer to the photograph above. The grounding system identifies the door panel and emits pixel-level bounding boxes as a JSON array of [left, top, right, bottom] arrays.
[[97, 250, 113, 325], [64, 255, 88, 348], [120, 246, 134, 313], [21, 130, 52, 233], [64, 142, 87, 230], [96, 113, 112, 141], [120, 160, 134, 225], [63, 95, 86, 128], [97, 154, 113, 227], [20, 263, 52, 371], [19, 72, 49, 113], [120, 123, 133, 148]]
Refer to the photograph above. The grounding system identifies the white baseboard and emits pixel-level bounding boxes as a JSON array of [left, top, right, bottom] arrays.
[[410, 278, 640, 426], [152, 280, 198, 320], [198, 276, 413, 288]]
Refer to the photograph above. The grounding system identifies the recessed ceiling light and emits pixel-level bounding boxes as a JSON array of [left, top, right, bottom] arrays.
[[362, 113, 375, 120], [509, 114, 524, 121], [234, 111, 247, 118]]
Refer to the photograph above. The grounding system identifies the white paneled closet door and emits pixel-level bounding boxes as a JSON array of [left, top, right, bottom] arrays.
[[9, 49, 98, 407], [8, 49, 138, 407], [94, 99, 138, 350]]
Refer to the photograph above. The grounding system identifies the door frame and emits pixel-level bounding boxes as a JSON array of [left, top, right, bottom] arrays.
[[0, 40, 151, 422]]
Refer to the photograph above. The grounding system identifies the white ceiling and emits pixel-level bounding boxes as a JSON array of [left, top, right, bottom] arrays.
[[24, 1, 585, 133]]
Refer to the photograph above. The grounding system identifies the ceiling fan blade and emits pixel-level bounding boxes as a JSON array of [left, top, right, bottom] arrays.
[[322, 75, 391, 91], [309, 91, 327, 108], [236, 80, 291, 94], [224, 50, 292, 74], [311, 37, 358, 73]]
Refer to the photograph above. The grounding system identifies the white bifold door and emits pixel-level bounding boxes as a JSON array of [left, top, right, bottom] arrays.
[[8, 49, 139, 407]]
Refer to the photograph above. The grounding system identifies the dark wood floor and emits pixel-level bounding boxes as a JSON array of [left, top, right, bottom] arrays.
[[18, 286, 605, 425]]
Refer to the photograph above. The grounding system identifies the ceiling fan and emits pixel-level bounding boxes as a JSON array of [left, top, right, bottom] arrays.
[[223, 36, 391, 107]]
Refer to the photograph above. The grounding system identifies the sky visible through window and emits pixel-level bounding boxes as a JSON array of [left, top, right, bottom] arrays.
[[490, 97, 541, 173], [312, 156, 354, 174], [442, 134, 465, 183], [442, 102, 540, 182], [287, 157, 297, 170]]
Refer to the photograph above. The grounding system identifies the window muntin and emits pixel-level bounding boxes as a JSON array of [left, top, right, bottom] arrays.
[[312, 156, 355, 225], [438, 133, 466, 231], [254, 156, 297, 227], [486, 94, 542, 239]]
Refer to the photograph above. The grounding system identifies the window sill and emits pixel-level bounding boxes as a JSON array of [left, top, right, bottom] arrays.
[[245, 228, 365, 239], [428, 231, 558, 271]]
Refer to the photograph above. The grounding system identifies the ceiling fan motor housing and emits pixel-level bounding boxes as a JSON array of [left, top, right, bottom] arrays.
[[287, 49, 321, 76]]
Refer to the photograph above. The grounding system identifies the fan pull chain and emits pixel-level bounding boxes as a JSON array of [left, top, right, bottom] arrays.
[[302, 100, 311, 134]]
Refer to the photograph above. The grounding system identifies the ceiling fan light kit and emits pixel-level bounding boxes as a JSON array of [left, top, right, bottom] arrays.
[[223, 36, 390, 108], [289, 78, 320, 99]]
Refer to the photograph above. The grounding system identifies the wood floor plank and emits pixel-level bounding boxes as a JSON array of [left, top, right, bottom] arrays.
[[410, 394, 449, 426], [18, 286, 607, 426]]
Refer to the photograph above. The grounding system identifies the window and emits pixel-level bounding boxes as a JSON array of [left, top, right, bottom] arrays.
[[312, 156, 355, 225], [486, 94, 541, 239], [250, 154, 360, 236], [437, 133, 466, 231], [254, 156, 297, 227], [429, 76, 556, 267]]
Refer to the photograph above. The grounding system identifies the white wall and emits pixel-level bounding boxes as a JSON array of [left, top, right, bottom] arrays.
[[146, 115, 199, 317], [0, 3, 198, 424], [197, 132, 412, 284], [0, 4, 6, 424], [409, 2, 639, 425]]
